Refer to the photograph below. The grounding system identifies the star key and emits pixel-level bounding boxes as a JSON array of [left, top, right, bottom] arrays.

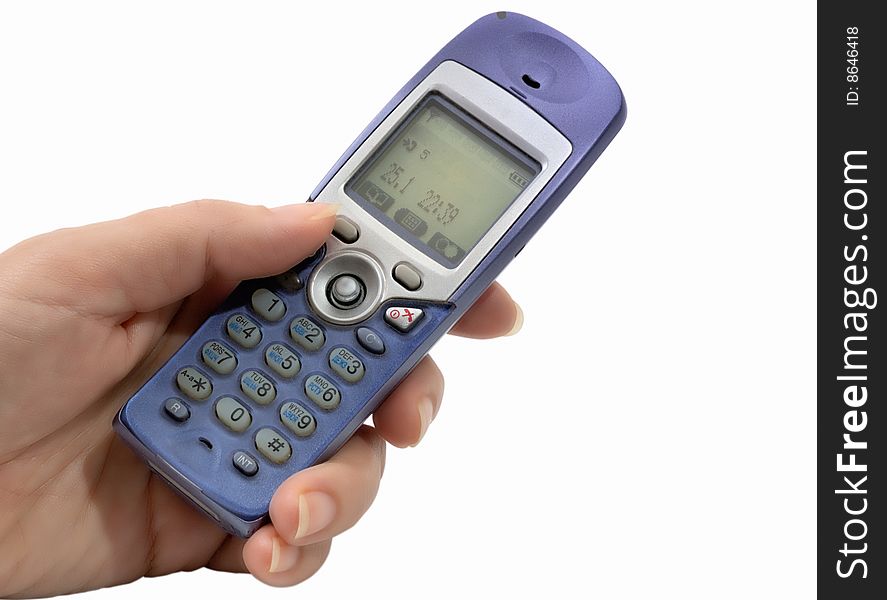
[[175, 365, 213, 400]]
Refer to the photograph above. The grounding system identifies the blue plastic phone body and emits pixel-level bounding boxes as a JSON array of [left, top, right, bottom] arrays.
[[114, 12, 626, 537]]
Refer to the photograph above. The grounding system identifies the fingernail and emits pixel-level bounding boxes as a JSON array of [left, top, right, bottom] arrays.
[[505, 303, 524, 336], [293, 492, 337, 541], [269, 536, 300, 573], [411, 396, 434, 447], [269, 202, 338, 221]]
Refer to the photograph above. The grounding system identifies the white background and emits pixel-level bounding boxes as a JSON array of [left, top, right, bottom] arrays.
[[0, 1, 815, 598]]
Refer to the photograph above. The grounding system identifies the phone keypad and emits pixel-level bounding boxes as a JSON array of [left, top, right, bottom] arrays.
[[251, 288, 286, 322], [227, 313, 262, 348], [328, 347, 366, 383], [165, 263, 432, 474], [264, 343, 301, 379], [177, 366, 213, 400], [289, 316, 325, 351], [240, 370, 277, 405], [201, 340, 238, 375]]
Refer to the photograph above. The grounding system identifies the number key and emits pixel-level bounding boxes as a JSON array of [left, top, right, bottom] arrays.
[[251, 288, 286, 322], [304, 374, 341, 410], [328, 346, 365, 383], [290, 316, 325, 351], [265, 343, 301, 379], [215, 396, 251, 432], [201, 340, 237, 375], [226, 313, 262, 348], [240, 370, 276, 405], [279, 401, 317, 437]]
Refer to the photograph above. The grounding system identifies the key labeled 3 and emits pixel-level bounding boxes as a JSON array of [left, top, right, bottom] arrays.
[[328, 347, 366, 383]]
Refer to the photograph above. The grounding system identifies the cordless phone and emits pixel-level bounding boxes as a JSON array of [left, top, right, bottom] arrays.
[[115, 11, 626, 537]]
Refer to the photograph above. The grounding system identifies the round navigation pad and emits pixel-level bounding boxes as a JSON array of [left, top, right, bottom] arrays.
[[307, 251, 385, 325]]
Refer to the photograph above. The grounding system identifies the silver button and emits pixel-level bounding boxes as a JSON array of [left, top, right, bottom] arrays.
[[393, 263, 422, 291], [332, 216, 359, 243], [329, 275, 364, 307], [384, 306, 424, 332]]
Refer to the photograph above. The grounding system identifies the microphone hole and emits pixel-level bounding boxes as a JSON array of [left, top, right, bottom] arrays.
[[521, 74, 541, 89]]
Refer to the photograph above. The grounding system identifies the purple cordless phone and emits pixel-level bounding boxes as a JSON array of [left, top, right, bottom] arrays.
[[115, 12, 626, 537]]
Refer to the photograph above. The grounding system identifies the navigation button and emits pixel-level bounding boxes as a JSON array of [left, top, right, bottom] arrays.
[[329, 274, 364, 308], [393, 263, 422, 291], [332, 216, 359, 243]]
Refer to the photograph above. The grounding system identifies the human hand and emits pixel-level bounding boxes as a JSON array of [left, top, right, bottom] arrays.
[[0, 200, 523, 597]]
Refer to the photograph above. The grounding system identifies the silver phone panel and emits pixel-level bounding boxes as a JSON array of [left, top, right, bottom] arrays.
[[309, 60, 572, 324]]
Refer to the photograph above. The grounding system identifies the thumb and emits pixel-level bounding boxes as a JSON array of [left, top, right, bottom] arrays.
[[2, 199, 337, 318]]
